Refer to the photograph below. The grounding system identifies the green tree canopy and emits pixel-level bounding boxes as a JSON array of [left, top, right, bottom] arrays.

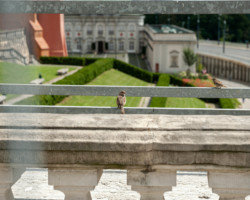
[[183, 48, 197, 67]]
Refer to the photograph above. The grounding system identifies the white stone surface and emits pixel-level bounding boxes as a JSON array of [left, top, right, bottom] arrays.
[[12, 169, 250, 200]]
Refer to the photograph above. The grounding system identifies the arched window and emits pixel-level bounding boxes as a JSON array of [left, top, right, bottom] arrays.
[[87, 25, 92, 35], [108, 25, 114, 35], [118, 23, 125, 32]]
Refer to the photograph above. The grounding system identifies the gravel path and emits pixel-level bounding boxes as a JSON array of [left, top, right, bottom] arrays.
[[12, 169, 250, 200]]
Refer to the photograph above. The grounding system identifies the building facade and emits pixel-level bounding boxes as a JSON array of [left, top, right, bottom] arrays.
[[144, 24, 197, 73], [64, 15, 197, 73], [64, 14, 145, 55]]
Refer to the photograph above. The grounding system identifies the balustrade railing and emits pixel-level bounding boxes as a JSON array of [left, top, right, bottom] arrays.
[[0, 84, 250, 115]]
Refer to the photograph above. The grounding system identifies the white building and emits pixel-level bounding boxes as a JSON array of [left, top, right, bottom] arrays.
[[64, 15, 197, 73], [144, 24, 197, 73], [65, 14, 145, 55]]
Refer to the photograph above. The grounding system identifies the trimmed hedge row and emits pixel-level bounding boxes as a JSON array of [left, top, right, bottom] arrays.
[[219, 98, 241, 109], [16, 58, 114, 106], [28, 56, 241, 109], [85, 57, 101, 65], [150, 74, 170, 107], [170, 75, 239, 108], [113, 59, 153, 83], [56, 58, 113, 85], [40, 56, 86, 66]]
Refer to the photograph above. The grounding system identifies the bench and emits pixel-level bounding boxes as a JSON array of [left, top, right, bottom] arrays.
[[30, 78, 44, 84], [57, 68, 69, 75], [0, 95, 6, 104]]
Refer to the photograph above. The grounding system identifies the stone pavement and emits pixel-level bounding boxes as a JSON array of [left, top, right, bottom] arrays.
[[14, 168, 249, 200]]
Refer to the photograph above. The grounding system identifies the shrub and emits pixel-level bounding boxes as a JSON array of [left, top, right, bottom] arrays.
[[40, 56, 85, 66], [113, 59, 153, 83], [219, 98, 241, 109], [150, 74, 170, 107]]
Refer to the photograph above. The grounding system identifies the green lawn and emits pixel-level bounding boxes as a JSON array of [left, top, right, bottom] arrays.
[[165, 97, 206, 108], [0, 62, 77, 84], [58, 69, 151, 107]]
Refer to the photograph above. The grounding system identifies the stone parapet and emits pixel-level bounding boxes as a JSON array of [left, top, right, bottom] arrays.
[[0, 113, 250, 200]]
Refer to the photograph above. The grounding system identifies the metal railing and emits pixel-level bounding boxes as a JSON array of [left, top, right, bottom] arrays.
[[0, 84, 250, 115]]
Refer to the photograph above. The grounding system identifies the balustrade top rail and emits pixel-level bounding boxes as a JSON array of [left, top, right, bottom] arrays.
[[0, 0, 249, 14], [1, 84, 250, 98], [1, 84, 250, 115]]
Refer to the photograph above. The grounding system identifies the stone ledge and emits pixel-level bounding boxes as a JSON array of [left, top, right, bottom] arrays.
[[0, 113, 250, 168]]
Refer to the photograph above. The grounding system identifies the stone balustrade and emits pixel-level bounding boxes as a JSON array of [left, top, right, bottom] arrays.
[[0, 113, 250, 200], [198, 53, 250, 84]]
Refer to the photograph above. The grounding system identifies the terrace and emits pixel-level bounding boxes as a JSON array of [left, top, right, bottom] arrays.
[[0, 1, 250, 200]]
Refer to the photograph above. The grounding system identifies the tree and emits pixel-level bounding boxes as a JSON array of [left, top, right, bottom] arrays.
[[183, 48, 197, 77]]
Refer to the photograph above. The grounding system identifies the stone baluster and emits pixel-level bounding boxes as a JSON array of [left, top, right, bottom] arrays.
[[127, 167, 176, 200], [208, 171, 250, 200], [48, 168, 102, 200], [0, 167, 25, 200]]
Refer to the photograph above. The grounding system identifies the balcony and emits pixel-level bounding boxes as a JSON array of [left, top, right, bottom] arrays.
[[0, 84, 250, 200]]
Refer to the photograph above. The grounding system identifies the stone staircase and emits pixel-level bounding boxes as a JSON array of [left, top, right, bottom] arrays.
[[0, 29, 30, 65]]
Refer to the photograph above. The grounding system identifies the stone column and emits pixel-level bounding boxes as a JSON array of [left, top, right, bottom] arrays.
[[208, 171, 250, 200], [127, 167, 176, 200], [0, 167, 25, 200], [48, 168, 102, 200]]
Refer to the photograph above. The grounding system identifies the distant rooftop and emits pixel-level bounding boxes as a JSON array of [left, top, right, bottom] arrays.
[[148, 24, 194, 34]]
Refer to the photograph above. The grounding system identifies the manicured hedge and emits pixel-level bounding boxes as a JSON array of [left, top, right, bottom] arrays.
[[85, 57, 101, 65], [150, 74, 170, 107], [170, 75, 194, 87], [16, 58, 114, 106], [170, 75, 239, 108], [40, 56, 86, 66], [152, 73, 161, 83], [56, 58, 113, 85], [219, 98, 240, 109], [113, 59, 153, 83]]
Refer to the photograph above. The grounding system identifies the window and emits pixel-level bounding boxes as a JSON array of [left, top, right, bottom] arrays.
[[87, 40, 92, 51], [109, 41, 114, 50], [87, 25, 92, 35], [108, 25, 114, 35], [129, 40, 135, 50], [118, 24, 125, 32], [170, 50, 179, 68], [98, 25, 103, 36], [66, 39, 71, 51], [129, 24, 135, 32], [76, 39, 82, 51], [119, 41, 124, 51]]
